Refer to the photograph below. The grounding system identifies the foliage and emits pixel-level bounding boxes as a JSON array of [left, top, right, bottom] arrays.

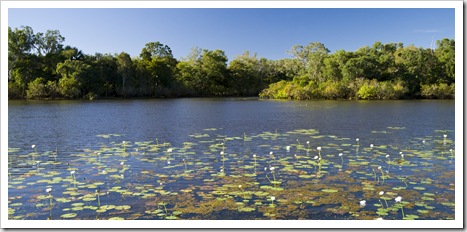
[[7, 25, 455, 100]]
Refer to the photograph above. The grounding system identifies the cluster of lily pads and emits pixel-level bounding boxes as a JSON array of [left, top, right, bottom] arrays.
[[8, 127, 455, 220]]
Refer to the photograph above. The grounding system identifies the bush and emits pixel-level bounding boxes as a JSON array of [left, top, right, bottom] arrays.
[[26, 78, 47, 99], [421, 83, 455, 99]]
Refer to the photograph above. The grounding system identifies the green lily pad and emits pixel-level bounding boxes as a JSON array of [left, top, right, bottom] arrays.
[[61, 213, 78, 219]]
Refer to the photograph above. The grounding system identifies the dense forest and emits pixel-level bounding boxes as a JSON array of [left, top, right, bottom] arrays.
[[8, 26, 455, 100]]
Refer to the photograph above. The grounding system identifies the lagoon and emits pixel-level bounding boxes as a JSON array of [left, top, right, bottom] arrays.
[[7, 98, 455, 220]]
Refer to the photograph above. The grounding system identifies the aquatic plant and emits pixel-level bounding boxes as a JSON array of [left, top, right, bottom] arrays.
[[253, 154, 257, 174], [270, 196, 276, 208], [339, 153, 344, 166], [379, 191, 388, 208], [395, 196, 405, 219], [359, 200, 366, 207], [96, 188, 101, 208], [378, 166, 385, 184]]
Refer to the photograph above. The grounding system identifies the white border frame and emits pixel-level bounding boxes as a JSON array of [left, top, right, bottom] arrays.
[[1, 1, 463, 229]]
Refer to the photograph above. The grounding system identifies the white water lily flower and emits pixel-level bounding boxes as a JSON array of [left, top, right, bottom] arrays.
[[167, 148, 173, 152], [395, 196, 402, 202], [31, 144, 36, 149], [422, 140, 426, 143], [46, 188, 52, 193], [339, 153, 343, 157], [70, 170, 75, 175], [238, 185, 242, 188], [356, 138, 359, 142], [443, 134, 447, 138], [253, 154, 256, 158], [167, 161, 171, 165], [359, 200, 366, 206], [378, 166, 382, 169], [314, 156, 319, 160], [122, 141, 126, 144], [376, 218, 383, 220], [401, 154, 404, 158], [286, 146, 291, 151], [269, 151, 273, 155], [264, 167, 267, 171], [120, 162, 124, 165], [379, 191, 384, 195], [307, 141, 310, 144], [220, 151, 224, 155], [317, 147, 321, 151], [270, 167, 275, 171], [271, 196, 275, 201], [370, 144, 374, 148], [386, 155, 390, 158]]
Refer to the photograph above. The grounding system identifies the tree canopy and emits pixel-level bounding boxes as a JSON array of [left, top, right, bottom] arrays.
[[8, 25, 455, 100]]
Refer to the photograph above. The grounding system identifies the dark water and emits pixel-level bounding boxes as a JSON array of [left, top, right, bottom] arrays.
[[8, 98, 454, 152], [7, 98, 456, 221]]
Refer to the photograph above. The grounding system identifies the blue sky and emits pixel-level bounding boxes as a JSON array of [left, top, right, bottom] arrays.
[[8, 7, 455, 61]]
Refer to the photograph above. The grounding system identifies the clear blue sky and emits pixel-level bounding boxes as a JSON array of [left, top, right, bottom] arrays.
[[8, 7, 455, 61]]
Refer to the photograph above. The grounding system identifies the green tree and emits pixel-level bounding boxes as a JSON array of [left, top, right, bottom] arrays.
[[26, 77, 47, 99], [434, 38, 455, 84]]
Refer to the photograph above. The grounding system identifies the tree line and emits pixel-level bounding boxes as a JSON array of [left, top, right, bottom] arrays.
[[8, 26, 454, 100]]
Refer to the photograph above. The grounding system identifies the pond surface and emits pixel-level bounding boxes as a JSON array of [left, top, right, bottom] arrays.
[[7, 98, 456, 221]]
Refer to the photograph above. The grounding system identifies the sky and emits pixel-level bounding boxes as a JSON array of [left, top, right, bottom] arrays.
[[7, 5, 455, 61]]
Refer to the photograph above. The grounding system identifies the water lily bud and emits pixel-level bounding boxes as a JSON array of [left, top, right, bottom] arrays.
[[395, 196, 402, 202], [359, 200, 366, 206], [46, 188, 52, 193], [167, 161, 171, 165], [422, 140, 426, 143], [379, 191, 384, 195], [370, 144, 374, 148], [238, 185, 242, 188], [317, 147, 321, 151], [378, 166, 382, 169], [270, 167, 275, 171], [356, 138, 359, 142], [339, 153, 343, 157], [31, 144, 36, 149], [314, 156, 319, 159], [385, 155, 389, 158], [167, 148, 173, 152], [269, 151, 273, 155], [253, 154, 256, 158], [220, 151, 224, 155], [443, 134, 447, 138], [120, 162, 124, 165], [307, 141, 310, 144], [70, 170, 75, 175], [271, 196, 275, 201]]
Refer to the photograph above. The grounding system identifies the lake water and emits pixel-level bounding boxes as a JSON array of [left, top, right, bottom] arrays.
[[7, 98, 456, 221]]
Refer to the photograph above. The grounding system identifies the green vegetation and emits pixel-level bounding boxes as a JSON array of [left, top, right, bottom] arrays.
[[7, 127, 455, 220], [8, 26, 454, 100]]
